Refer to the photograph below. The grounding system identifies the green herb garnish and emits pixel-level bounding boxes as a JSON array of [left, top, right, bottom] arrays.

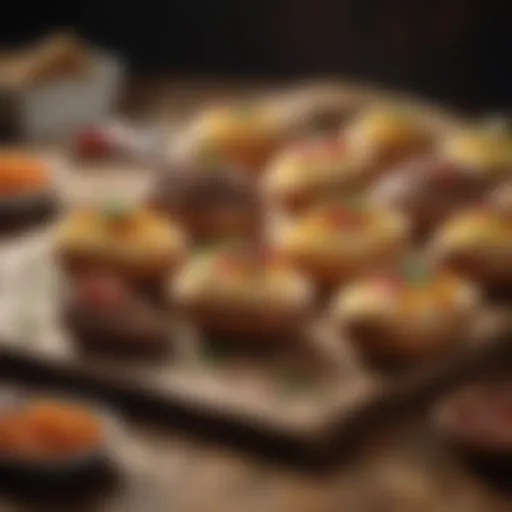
[[401, 256, 431, 286], [101, 200, 132, 221], [278, 370, 314, 396]]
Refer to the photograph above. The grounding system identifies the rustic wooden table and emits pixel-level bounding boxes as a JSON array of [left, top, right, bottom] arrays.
[[0, 80, 509, 511], [0, 412, 510, 512]]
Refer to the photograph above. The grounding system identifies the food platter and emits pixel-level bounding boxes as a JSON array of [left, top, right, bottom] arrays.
[[0, 193, 375, 463], [0, 84, 510, 465]]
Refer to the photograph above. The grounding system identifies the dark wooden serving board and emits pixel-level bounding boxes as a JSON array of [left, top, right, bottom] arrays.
[[0, 89, 508, 464]]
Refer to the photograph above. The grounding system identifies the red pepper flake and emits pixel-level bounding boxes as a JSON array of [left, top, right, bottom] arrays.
[[74, 127, 113, 159], [376, 275, 404, 294]]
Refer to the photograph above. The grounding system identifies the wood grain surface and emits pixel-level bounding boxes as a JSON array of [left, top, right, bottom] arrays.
[[0, 411, 510, 512]]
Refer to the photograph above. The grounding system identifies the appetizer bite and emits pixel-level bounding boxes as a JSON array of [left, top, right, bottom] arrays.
[[263, 136, 371, 215], [440, 124, 512, 183], [370, 156, 487, 237], [331, 258, 481, 362], [345, 107, 432, 174], [171, 244, 314, 342], [185, 101, 284, 173], [148, 158, 259, 241], [0, 396, 112, 478], [64, 274, 170, 356], [431, 203, 512, 293], [432, 381, 512, 469], [276, 199, 410, 291], [0, 150, 57, 228], [54, 202, 187, 288]]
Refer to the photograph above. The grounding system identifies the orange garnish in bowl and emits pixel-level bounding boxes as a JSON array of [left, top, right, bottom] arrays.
[[0, 151, 50, 194], [0, 400, 105, 461], [21, 401, 103, 456]]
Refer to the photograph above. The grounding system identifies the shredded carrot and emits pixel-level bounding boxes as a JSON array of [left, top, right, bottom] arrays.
[[0, 151, 49, 193], [0, 400, 103, 458]]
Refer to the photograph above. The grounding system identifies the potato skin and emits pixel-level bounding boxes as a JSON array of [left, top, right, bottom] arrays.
[[341, 311, 470, 363], [175, 297, 313, 344], [148, 161, 260, 240], [370, 157, 488, 238], [63, 297, 170, 357]]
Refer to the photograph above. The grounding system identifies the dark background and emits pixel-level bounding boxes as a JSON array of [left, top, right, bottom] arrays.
[[1, 0, 510, 111]]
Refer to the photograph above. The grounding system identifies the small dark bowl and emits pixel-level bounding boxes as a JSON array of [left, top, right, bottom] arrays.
[[370, 156, 488, 240], [0, 391, 121, 487], [0, 190, 59, 233]]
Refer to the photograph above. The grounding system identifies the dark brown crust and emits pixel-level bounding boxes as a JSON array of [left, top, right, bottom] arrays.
[[151, 203, 259, 241], [371, 157, 489, 238], [439, 250, 512, 291], [63, 301, 171, 358], [148, 162, 261, 240], [56, 248, 184, 286], [176, 299, 312, 344], [343, 318, 463, 366]]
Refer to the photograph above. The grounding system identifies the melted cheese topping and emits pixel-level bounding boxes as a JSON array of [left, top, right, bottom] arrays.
[[55, 207, 185, 260], [334, 274, 479, 326], [172, 251, 312, 309], [441, 129, 512, 173], [436, 210, 512, 250], [192, 104, 280, 147], [347, 109, 427, 153], [280, 205, 409, 261], [264, 139, 369, 195], [434, 210, 512, 276]]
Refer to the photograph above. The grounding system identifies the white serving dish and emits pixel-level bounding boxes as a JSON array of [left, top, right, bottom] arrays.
[[0, 52, 124, 141]]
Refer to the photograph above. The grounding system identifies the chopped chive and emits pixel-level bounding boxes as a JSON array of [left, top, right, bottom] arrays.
[[401, 256, 431, 285], [277, 370, 314, 396], [101, 200, 131, 220], [199, 341, 229, 366]]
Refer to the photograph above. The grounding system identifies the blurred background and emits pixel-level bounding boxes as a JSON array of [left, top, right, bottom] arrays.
[[0, 0, 510, 111]]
